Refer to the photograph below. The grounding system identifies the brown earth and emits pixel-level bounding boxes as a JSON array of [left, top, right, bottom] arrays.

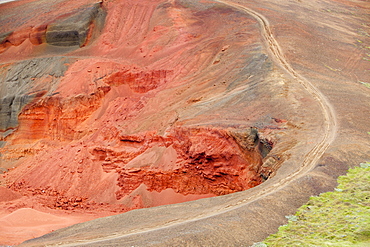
[[0, 0, 369, 246]]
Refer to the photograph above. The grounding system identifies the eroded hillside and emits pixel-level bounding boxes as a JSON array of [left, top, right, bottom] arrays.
[[1, 0, 368, 246], [0, 0, 302, 244]]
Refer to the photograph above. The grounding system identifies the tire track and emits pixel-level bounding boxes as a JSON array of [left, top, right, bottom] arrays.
[[214, 0, 337, 191], [39, 1, 338, 246]]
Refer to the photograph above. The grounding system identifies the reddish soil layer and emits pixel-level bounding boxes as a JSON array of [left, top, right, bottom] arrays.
[[0, 0, 281, 244]]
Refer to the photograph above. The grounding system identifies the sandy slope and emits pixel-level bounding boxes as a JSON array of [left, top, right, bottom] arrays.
[[1, 0, 284, 244], [0, 208, 95, 245]]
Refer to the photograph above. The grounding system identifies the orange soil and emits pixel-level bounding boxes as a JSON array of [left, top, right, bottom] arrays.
[[0, 0, 277, 244]]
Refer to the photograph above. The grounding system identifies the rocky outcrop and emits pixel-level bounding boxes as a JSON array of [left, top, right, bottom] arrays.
[[7, 126, 272, 210], [105, 69, 173, 93], [0, 2, 105, 51], [46, 2, 106, 47], [0, 57, 69, 134], [16, 86, 110, 142], [115, 128, 267, 198]]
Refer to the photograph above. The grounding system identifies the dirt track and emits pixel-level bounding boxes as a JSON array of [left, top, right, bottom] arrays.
[[87, 0, 340, 232], [20, 1, 342, 246], [214, 0, 338, 199]]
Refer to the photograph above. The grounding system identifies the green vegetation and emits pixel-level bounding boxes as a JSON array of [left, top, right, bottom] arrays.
[[261, 162, 370, 247], [359, 81, 370, 89]]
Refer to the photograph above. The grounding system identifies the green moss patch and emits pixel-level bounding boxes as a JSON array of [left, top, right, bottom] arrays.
[[263, 162, 370, 246]]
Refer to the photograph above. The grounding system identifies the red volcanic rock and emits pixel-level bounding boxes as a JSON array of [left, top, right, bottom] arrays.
[[6, 126, 269, 207], [105, 69, 173, 93], [0, 1, 105, 52], [15, 86, 111, 142], [45, 2, 105, 47], [0, 0, 282, 244], [115, 127, 265, 200]]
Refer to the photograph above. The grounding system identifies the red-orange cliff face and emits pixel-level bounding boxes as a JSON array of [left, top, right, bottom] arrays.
[[8, 127, 266, 210], [0, 0, 293, 244]]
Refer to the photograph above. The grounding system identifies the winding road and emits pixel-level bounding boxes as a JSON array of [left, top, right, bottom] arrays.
[[211, 0, 338, 203], [23, 1, 338, 246]]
